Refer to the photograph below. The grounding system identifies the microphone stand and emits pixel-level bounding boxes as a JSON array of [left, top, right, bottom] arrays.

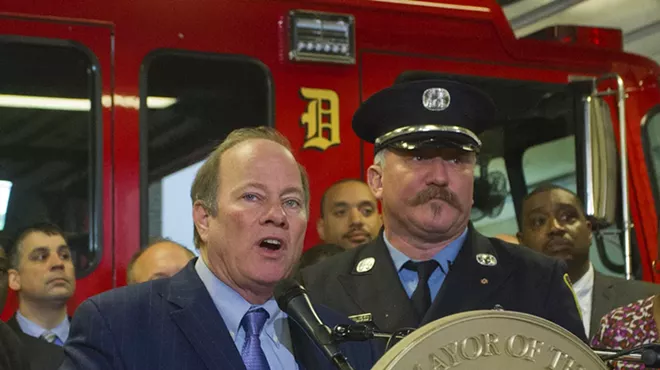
[[593, 350, 644, 363], [594, 344, 660, 368]]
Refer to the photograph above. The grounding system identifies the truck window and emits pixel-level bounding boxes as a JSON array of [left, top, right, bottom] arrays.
[[471, 157, 516, 236], [521, 136, 628, 278], [643, 106, 660, 209], [0, 39, 102, 277], [141, 51, 273, 251]]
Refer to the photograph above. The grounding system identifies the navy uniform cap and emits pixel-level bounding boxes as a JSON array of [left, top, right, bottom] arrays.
[[352, 79, 496, 153]]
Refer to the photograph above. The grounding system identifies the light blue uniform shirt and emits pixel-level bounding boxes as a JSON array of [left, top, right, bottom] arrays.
[[384, 228, 467, 301], [16, 310, 69, 346], [195, 258, 298, 370]]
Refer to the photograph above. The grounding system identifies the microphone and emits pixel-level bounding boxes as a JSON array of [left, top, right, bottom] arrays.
[[274, 279, 356, 370]]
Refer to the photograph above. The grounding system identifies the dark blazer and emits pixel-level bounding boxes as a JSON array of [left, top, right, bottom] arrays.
[[60, 259, 378, 370], [0, 321, 29, 370], [6, 314, 64, 370], [589, 270, 660, 338], [301, 227, 588, 342]]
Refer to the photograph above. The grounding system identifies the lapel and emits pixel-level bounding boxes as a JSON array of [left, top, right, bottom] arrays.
[[6, 314, 21, 333], [590, 270, 614, 332], [288, 319, 315, 370], [336, 233, 419, 331], [422, 227, 513, 324], [164, 259, 247, 370]]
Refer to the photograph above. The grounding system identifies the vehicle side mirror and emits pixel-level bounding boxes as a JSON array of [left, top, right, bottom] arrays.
[[582, 95, 617, 229]]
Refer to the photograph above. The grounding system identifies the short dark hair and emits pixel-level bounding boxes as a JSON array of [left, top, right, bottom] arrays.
[[319, 179, 366, 218], [298, 243, 344, 269], [126, 237, 195, 284], [9, 222, 66, 269], [522, 183, 585, 214]]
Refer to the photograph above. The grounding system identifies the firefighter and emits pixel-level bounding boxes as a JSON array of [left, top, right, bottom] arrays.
[[300, 79, 587, 342]]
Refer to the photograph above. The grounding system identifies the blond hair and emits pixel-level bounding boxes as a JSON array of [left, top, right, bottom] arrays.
[[190, 126, 310, 249]]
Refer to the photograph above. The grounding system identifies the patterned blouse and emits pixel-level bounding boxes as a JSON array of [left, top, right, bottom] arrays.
[[590, 295, 658, 370]]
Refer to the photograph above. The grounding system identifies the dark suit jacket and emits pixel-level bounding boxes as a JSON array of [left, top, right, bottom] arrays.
[[301, 227, 588, 342], [60, 260, 378, 370], [6, 314, 64, 370], [589, 270, 660, 338], [0, 321, 29, 370]]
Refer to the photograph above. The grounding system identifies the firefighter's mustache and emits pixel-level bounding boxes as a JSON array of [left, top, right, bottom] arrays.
[[408, 186, 462, 211]]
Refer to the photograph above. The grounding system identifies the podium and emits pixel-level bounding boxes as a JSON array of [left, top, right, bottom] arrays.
[[371, 310, 607, 369]]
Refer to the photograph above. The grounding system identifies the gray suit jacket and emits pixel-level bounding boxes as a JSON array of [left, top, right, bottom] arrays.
[[590, 271, 660, 338]]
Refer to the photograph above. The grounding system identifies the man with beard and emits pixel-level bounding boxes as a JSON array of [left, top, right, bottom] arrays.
[[517, 184, 660, 338], [300, 80, 587, 342], [316, 179, 382, 249], [7, 222, 75, 347]]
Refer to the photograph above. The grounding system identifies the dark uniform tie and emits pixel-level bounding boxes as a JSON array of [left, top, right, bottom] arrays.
[[403, 260, 440, 318]]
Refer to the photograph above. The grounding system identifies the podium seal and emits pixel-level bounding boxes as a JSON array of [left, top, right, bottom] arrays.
[[372, 310, 606, 370]]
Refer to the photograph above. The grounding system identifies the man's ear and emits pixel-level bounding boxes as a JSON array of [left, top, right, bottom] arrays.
[[586, 218, 593, 244], [8, 269, 21, 292], [367, 164, 384, 200], [316, 218, 326, 241], [193, 200, 212, 245]]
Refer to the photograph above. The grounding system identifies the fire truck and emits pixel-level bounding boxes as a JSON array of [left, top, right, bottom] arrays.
[[1, 0, 659, 318]]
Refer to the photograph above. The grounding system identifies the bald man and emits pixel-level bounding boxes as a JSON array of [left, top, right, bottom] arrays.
[[316, 179, 382, 249], [127, 238, 195, 284]]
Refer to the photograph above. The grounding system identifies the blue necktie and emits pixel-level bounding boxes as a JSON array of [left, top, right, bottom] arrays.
[[240, 308, 271, 370], [40, 330, 63, 346]]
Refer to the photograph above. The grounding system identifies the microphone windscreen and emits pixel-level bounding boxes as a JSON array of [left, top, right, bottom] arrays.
[[274, 278, 306, 312]]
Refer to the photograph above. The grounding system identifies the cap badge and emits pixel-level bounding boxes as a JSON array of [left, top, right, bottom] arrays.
[[356, 257, 375, 273], [422, 87, 451, 111], [476, 253, 497, 266]]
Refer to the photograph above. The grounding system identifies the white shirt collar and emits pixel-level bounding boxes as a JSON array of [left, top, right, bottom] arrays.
[[571, 263, 594, 334]]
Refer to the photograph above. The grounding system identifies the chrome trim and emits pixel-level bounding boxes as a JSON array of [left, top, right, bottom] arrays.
[[583, 96, 595, 217], [374, 124, 481, 147], [288, 10, 356, 65], [596, 73, 632, 280]]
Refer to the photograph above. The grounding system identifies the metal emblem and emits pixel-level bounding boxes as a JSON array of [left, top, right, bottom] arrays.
[[348, 313, 373, 323], [371, 310, 608, 370], [422, 88, 451, 111], [356, 257, 375, 273], [476, 253, 497, 266]]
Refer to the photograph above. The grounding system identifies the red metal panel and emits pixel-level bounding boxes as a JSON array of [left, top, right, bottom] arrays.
[[0, 16, 114, 317]]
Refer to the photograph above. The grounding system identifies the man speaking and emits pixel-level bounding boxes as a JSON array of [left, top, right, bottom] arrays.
[[61, 127, 377, 370]]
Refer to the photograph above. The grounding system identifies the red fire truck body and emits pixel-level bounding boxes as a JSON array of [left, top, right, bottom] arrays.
[[1, 0, 659, 318]]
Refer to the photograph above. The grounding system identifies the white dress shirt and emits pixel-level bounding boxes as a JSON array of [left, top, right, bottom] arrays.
[[571, 263, 594, 335]]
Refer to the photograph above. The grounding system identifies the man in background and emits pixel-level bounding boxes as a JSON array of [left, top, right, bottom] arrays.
[[316, 179, 382, 249], [7, 222, 75, 347], [126, 237, 195, 284], [517, 184, 660, 337], [1, 241, 62, 370]]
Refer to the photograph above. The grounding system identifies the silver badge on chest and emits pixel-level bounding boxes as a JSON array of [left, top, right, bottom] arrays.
[[476, 253, 497, 266], [422, 88, 451, 111], [356, 257, 375, 273]]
